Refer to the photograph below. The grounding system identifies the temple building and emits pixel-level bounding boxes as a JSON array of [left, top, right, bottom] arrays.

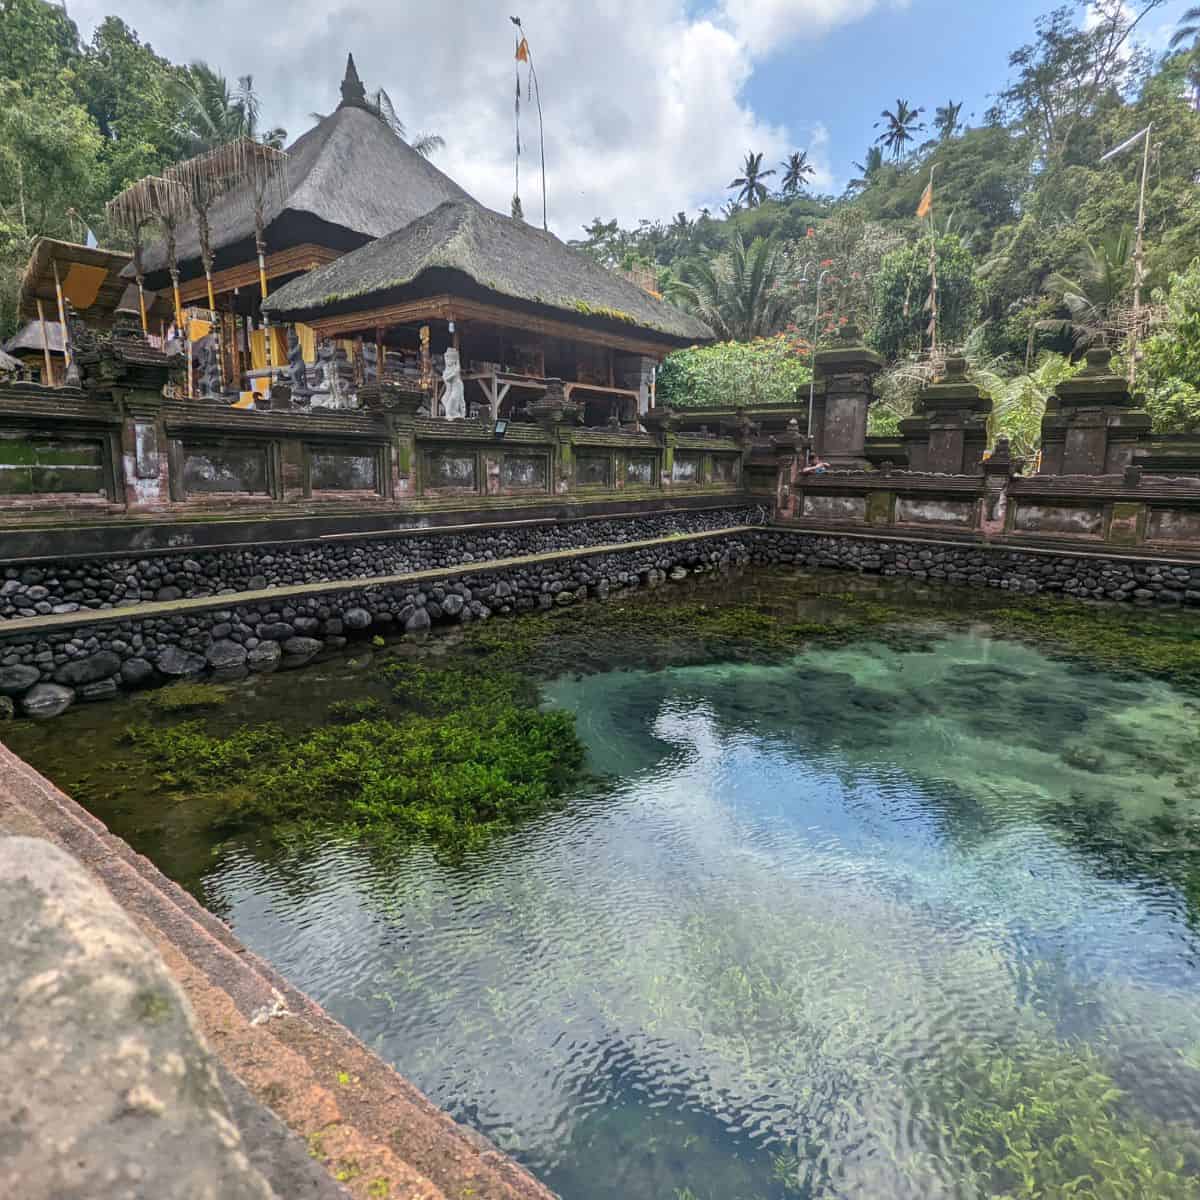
[[262, 198, 710, 424], [125, 54, 478, 405]]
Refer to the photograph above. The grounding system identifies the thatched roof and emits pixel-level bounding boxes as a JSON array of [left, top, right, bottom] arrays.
[[0, 349, 21, 374], [5, 321, 65, 355], [138, 66, 475, 280], [20, 239, 132, 328], [263, 200, 713, 344]]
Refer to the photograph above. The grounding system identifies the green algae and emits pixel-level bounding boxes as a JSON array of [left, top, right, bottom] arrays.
[[124, 661, 584, 850], [151, 682, 231, 713]]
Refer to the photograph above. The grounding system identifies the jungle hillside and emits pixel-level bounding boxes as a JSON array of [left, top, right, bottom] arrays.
[[2, 0, 1200, 450]]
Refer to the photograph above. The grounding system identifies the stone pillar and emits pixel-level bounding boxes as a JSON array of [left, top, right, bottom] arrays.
[[900, 357, 992, 474], [618, 354, 656, 416], [980, 436, 1021, 536], [529, 380, 578, 495], [773, 417, 806, 520], [811, 324, 882, 470], [1040, 348, 1152, 475]]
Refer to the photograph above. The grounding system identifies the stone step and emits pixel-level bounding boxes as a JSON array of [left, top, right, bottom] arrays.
[[0, 741, 556, 1200]]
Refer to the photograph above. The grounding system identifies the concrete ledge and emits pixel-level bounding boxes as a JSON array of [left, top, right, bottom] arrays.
[[0, 741, 556, 1200]]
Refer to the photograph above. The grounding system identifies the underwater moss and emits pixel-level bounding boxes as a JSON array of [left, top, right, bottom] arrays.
[[152, 682, 231, 713], [126, 661, 585, 850]]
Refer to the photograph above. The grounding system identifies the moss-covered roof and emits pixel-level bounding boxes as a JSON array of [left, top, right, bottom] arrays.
[[263, 200, 713, 344]]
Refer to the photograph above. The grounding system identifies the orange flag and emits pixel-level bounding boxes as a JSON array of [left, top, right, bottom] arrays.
[[916, 178, 933, 221], [515, 36, 529, 61]]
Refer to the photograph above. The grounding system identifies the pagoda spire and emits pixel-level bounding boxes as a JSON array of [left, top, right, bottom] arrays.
[[338, 53, 368, 110]]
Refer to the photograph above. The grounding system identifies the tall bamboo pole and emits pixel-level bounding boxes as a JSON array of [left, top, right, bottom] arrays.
[[51, 260, 73, 381], [35, 298, 54, 386], [1129, 124, 1152, 386]]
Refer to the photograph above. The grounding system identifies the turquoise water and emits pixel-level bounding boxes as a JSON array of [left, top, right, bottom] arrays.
[[10, 578, 1200, 1198], [205, 633, 1200, 1197]]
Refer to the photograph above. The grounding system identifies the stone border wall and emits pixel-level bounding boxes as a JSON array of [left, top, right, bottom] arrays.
[[0, 505, 759, 622], [5, 517, 1200, 718], [753, 527, 1200, 604], [0, 529, 757, 718]]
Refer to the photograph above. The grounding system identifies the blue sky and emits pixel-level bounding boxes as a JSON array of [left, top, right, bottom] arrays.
[[741, 0, 1194, 192], [72, 0, 1196, 233]]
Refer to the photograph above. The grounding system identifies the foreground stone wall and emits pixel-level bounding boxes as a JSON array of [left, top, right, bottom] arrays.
[[752, 528, 1200, 604], [0, 505, 758, 621]]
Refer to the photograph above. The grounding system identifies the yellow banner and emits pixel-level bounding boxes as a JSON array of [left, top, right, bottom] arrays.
[[916, 180, 933, 221]]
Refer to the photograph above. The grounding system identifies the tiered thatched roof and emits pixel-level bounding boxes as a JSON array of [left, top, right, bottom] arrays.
[[138, 61, 475, 285], [264, 200, 713, 344]]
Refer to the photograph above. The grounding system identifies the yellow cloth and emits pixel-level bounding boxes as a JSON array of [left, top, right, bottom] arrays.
[[233, 392, 257, 409], [249, 328, 288, 370], [187, 317, 212, 342], [61, 263, 108, 310], [295, 322, 317, 365]]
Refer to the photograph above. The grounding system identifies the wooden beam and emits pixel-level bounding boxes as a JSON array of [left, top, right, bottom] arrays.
[[304, 293, 677, 358], [177, 244, 342, 304], [35, 299, 55, 386]]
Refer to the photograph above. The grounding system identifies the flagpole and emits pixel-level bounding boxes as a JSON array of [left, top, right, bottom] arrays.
[[1099, 124, 1153, 386], [1130, 124, 1151, 386]]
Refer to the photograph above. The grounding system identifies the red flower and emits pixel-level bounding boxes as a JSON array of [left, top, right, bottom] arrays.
[[805, 228, 815, 238], [820, 258, 834, 268]]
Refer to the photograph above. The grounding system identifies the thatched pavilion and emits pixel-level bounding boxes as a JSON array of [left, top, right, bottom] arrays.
[[263, 199, 712, 424]]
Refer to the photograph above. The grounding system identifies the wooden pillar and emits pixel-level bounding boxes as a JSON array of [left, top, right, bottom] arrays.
[[375, 326, 385, 383], [51, 260, 72, 379], [35, 299, 55, 386]]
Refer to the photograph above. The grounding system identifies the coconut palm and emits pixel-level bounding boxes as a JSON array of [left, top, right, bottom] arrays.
[[310, 86, 443, 158], [1170, 6, 1200, 50], [728, 152, 776, 209], [780, 151, 815, 197], [848, 146, 885, 192], [874, 99, 926, 159], [172, 64, 286, 154], [934, 99, 963, 141], [972, 350, 1081, 460], [668, 232, 792, 341], [1043, 229, 1133, 349]]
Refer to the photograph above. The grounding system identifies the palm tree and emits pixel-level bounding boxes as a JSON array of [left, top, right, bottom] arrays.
[[1171, 6, 1200, 50], [668, 232, 792, 341], [310, 86, 444, 159], [874, 99, 925, 159], [728, 152, 776, 209], [1043, 229, 1133, 349], [366, 88, 444, 157], [780, 151, 815, 197], [933, 100, 963, 142], [172, 64, 286, 154], [720, 199, 742, 219], [972, 351, 1081, 460], [848, 146, 884, 192]]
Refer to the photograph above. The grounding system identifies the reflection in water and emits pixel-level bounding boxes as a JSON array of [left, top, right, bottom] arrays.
[[8, 575, 1200, 1199], [203, 633, 1200, 1199]]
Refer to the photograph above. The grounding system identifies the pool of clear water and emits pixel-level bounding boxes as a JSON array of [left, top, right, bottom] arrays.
[[9, 570, 1200, 1199]]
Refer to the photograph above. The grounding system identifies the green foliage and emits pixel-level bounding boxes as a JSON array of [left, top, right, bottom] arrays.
[[656, 335, 811, 409], [153, 682, 230, 712], [669, 232, 794, 341], [973, 351, 1082, 458], [870, 234, 981, 357], [915, 1033, 1200, 1199], [125, 661, 585, 848], [1142, 259, 1200, 433]]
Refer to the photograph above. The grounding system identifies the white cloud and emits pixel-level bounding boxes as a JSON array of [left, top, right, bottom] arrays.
[[68, 0, 876, 235], [717, 0, 901, 56]]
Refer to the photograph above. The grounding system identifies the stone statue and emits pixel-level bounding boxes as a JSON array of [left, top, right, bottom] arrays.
[[441, 347, 465, 420]]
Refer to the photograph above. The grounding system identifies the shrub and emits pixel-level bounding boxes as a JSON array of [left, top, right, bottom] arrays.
[[657, 335, 812, 409]]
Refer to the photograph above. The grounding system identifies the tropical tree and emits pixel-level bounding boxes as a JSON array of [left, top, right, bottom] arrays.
[[874, 99, 925, 159], [780, 151, 815, 197], [668, 231, 793, 341], [1173, 6, 1200, 49], [365, 88, 444, 157], [972, 350, 1081, 458], [848, 146, 885, 192], [728, 151, 776, 208], [172, 64, 285, 153], [934, 99, 964, 141], [1043, 229, 1133, 349]]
